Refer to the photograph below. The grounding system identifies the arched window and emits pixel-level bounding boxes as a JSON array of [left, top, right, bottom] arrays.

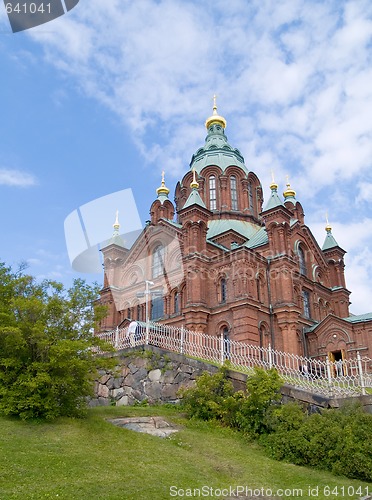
[[220, 278, 227, 303], [223, 326, 230, 360], [174, 292, 179, 314], [151, 296, 164, 320], [302, 290, 311, 318], [298, 246, 307, 276], [137, 304, 142, 321], [152, 245, 164, 278], [209, 175, 217, 210], [248, 181, 253, 212], [230, 175, 238, 210]]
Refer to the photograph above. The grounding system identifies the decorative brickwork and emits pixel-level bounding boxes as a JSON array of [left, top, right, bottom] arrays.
[[98, 107, 372, 362]]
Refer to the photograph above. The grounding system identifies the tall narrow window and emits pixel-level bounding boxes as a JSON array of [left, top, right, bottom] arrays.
[[209, 175, 217, 210], [151, 296, 164, 320], [230, 175, 238, 210], [223, 327, 230, 360], [152, 245, 164, 278], [174, 292, 179, 314], [248, 181, 253, 212], [137, 304, 142, 321], [302, 290, 311, 319], [221, 278, 227, 303], [298, 246, 307, 276]]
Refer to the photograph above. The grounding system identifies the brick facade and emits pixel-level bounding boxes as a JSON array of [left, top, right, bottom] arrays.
[[98, 106, 372, 362]]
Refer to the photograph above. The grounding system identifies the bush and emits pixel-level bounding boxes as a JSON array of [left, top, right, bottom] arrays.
[[180, 362, 372, 482], [234, 368, 282, 437], [262, 402, 372, 482], [0, 263, 112, 420], [179, 365, 236, 422], [179, 365, 282, 436]]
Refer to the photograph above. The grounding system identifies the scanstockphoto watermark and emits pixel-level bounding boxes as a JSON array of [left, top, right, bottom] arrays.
[[4, 0, 79, 33], [169, 485, 372, 498], [169, 485, 304, 497]]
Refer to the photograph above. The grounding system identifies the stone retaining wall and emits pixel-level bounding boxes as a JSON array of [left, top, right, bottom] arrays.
[[90, 345, 220, 407], [91, 345, 372, 413]]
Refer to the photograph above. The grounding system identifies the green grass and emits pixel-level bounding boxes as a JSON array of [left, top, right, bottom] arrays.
[[1, 406, 371, 499]]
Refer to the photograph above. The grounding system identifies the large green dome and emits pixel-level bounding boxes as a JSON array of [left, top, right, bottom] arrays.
[[190, 103, 247, 174]]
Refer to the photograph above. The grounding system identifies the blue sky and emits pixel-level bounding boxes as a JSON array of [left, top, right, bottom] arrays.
[[1, 0, 372, 314]]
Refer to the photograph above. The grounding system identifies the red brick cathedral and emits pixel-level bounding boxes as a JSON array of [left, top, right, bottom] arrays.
[[98, 103, 372, 362]]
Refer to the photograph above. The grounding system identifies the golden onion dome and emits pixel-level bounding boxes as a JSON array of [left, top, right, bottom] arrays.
[[190, 169, 199, 189], [205, 95, 227, 129], [283, 179, 296, 199], [156, 171, 170, 196]]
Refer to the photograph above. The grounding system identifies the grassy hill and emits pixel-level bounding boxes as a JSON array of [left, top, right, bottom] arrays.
[[1, 406, 371, 499]]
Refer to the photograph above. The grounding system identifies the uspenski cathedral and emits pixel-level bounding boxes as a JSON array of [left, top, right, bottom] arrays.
[[98, 101, 372, 363]]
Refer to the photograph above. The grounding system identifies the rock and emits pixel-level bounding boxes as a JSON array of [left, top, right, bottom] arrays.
[[144, 381, 162, 401], [99, 374, 111, 384], [106, 377, 115, 389], [113, 377, 124, 389], [148, 369, 162, 382], [110, 388, 124, 399], [97, 384, 109, 398], [116, 395, 129, 406], [162, 370, 176, 384], [162, 384, 178, 400]]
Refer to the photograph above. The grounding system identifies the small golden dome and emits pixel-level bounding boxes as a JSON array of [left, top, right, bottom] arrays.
[[156, 171, 170, 196], [270, 171, 278, 190], [190, 169, 199, 189], [113, 210, 120, 232], [205, 95, 227, 129], [283, 178, 296, 199], [325, 213, 332, 232]]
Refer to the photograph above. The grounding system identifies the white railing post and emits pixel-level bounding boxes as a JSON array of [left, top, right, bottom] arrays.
[[180, 325, 184, 355], [268, 343, 273, 369], [357, 351, 366, 395], [326, 357, 333, 395], [220, 332, 224, 365], [97, 319, 371, 398], [114, 326, 119, 349]]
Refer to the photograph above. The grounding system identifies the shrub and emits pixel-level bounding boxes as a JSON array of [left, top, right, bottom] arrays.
[[179, 366, 235, 422], [234, 368, 282, 437], [262, 402, 372, 482], [0, 263, 112, 420]]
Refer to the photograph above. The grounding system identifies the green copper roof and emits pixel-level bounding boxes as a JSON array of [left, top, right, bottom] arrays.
[[245, 226, 268, 248], [207, 219, 260, 241], [322, 229, 339, 251], [190, 122, 248, 174], [263, 187, 284, 211], [344, 312, 372, 323], [183, 188, 207, 209]]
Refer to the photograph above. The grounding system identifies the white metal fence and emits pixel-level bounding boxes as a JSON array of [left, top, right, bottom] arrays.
[[97, 321, 372, 398]]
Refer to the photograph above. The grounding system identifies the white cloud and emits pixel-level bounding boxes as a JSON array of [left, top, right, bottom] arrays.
[[22, 0, 372, 312], [0, 168, 37, 187]]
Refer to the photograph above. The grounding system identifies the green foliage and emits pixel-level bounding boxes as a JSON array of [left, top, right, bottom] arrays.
[[179, 362, 372, 482], [0, 262, 112, 420], [179, 365, 235, 421], [179, 366, 282, 434], [262, 402, 372, 482], [234, 367, 282, 437]]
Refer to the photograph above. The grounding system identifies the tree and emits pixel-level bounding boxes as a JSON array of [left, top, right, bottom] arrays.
[[0, 262, 112, 420]]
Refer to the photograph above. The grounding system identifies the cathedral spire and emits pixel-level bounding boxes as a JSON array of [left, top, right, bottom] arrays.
[[263, 174, 284, 211], [190, 168, 199, 189], [106, 209, 125, 247], [270, 170, 278, 191], [283, 176, 296, 202], [205, 95, 227, 129], [156, 171, 170, 205], [322, 213, 339, 250], [113, 210, 120, 236]]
